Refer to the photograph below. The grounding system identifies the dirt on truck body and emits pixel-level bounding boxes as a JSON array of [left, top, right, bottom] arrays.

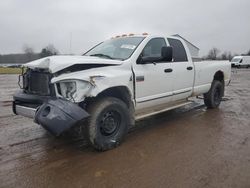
[[0, 68, 250, 188]]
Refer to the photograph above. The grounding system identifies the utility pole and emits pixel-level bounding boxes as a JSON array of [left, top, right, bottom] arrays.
[[69, 32, 72, 55]]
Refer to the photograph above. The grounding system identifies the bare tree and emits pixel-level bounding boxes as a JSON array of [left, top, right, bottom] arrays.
[[40, 44, 59, 58], [220, 51, 233, 60], [221, 51, 228, 60], [23, 45, 34, 61], [207, 48, 220, 60], [46, 44, 59, 55]]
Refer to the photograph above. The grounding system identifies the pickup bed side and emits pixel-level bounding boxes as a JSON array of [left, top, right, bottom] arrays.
[[193, 60, 231, 96]]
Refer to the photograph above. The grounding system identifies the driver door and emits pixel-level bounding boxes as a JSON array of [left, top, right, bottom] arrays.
[[132, 38, 174, 111]]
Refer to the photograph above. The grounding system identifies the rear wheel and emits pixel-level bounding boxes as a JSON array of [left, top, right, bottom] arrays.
[[204, 80, 224, 109], [84, 97, 130, 151]]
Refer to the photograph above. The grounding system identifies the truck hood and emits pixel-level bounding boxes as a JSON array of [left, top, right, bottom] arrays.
[[24, 55, 122, 73]]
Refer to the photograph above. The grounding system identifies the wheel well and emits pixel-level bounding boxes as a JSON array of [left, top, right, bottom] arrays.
[[83, 86, 135, 126], [214, 71, 224, 83], [97, 86, 133, 107], [213, 71, 225, 96], [83, 86, 134, 111]]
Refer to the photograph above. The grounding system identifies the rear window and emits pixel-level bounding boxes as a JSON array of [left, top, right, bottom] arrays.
[[167, 38, 188, 62]]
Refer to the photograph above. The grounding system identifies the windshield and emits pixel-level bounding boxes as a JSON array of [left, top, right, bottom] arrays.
[[85, 37, 145, 60], [231, 58, 242, 62]]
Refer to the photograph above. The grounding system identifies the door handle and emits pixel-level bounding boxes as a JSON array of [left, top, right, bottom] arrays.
[[187, 66, 193, 70], [164, 68, 173, 73]]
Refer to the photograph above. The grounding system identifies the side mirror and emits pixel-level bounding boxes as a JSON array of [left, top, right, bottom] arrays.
[[136, 54, 144, 64], [161, 46, 173, 62]]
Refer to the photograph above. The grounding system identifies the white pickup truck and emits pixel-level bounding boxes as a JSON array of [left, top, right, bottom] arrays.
[[13, 34, 231, 151]]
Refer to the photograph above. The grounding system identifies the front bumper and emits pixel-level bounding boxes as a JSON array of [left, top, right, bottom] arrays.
[[13, 91, 89, 136]]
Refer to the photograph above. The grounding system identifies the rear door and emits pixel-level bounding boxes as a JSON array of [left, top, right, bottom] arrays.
[[243, 57, 250, 66], [132, 38, 174, 110], [167, 38, 194, 101]]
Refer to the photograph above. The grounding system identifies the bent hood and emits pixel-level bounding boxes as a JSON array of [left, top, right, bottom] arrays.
[[24, 55, 122, 73]]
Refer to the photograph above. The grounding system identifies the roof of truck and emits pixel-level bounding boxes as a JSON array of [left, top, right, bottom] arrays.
[[111, 33, 198, 47]]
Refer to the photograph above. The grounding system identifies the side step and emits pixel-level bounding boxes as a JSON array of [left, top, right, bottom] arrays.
[[135, 101, 193, 121]]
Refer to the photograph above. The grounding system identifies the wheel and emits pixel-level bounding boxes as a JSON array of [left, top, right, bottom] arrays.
[[204, 80, 224, 109], [84, 97, 130, 151]]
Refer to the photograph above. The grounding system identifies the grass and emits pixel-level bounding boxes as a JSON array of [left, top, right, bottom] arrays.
[[0, 67, 22, 74]]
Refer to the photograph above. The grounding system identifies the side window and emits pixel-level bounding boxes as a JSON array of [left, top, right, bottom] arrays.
[[142, 38, 166, 58], [167, 38, 188, 62]]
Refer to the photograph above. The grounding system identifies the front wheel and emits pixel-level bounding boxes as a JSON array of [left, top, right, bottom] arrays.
[[204, 80, 224, 109], [84, 97, 130, 151]]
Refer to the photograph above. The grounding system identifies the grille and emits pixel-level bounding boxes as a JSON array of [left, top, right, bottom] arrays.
[[23, 70, 52, 96]]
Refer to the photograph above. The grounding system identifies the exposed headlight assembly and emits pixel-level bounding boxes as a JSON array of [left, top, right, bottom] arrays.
[[58, 81, 76, 99], [56, 80, 91, 102]]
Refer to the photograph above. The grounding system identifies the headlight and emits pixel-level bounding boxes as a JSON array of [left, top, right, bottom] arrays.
[[57, 81, 76, 99], [56, 80, 92, 102]]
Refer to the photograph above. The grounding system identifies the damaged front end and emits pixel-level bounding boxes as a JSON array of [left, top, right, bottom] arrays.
[[13, 64, 110, 136], [13, 68, 89, 136], [13, 56, 126, 136], [13, 96, 89, 136]]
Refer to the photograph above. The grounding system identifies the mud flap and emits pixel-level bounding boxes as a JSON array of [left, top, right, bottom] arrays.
[[34, 99, 89, 136]]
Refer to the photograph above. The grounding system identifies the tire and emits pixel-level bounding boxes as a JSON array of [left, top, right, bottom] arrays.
[[204, 80, 224, 109], [84, 97, 130, 151]]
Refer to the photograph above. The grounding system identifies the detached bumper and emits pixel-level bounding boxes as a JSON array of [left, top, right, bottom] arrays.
[[13, 92, 89, 136], [35, 99, 89, 136]]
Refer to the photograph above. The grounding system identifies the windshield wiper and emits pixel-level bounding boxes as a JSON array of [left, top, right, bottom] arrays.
[[90, 53, 114, 59]]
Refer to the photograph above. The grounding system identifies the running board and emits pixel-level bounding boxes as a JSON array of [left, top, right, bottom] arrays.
[[135, 101, 193, 121]]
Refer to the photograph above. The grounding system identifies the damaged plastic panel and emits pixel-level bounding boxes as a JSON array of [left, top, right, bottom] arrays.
[[35, 99, 89, 136]]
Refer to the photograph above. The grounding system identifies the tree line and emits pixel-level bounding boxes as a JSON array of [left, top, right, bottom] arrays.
[[0, 44, 59, 64], [1, 44, 250, 64], [203, 48, 250, 60]]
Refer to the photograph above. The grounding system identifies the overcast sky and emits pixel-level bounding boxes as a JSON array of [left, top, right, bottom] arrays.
[[0, 0, 249, 56]]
